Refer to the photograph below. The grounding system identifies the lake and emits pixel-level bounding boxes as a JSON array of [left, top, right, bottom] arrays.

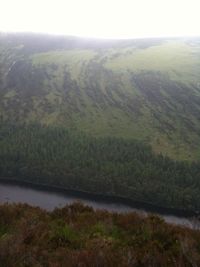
[[0, 181, 199, 229]]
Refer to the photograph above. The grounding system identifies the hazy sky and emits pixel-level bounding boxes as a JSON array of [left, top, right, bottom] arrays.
[[0, 0, 199, 39]]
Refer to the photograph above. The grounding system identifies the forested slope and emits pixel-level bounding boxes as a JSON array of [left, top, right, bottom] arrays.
[[0, 123, 200, 210]]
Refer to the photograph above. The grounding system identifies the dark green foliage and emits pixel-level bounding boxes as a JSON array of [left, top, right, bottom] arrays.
[[1, 123, 200, 210]]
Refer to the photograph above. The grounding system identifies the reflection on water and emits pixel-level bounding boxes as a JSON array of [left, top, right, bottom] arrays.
[[0, 182, 199, 229]]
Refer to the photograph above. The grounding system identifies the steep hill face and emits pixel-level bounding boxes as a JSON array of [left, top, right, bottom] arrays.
[[0, 33, 200, 160]]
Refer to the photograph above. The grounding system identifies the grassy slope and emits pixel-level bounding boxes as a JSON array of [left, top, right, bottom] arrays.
[[0, 34, 200, 160]]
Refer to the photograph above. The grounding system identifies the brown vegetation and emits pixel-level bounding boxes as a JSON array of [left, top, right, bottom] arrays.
[[1, 202, 200, 266]]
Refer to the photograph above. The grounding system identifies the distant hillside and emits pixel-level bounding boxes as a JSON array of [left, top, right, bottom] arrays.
[[1, 34, 200, 211], [0, 33, 200, 160], [1, 202, 200, 267]]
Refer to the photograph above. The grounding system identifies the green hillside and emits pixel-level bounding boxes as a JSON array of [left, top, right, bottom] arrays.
[[1, 33, 200, 211], [0, 34, 200, 161]]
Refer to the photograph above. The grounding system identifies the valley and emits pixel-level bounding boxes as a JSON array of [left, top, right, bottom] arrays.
[[0, 33, 200, 212]]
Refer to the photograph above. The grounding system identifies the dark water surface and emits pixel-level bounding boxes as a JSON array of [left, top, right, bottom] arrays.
[[0, 181, 199, 229]]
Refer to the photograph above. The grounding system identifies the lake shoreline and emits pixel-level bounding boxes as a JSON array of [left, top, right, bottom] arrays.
[[0, 177, 198, 219]]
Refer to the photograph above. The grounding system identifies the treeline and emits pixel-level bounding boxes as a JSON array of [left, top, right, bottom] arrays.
[[0, 123, 200, 210], [1, 202, 200, 266]]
